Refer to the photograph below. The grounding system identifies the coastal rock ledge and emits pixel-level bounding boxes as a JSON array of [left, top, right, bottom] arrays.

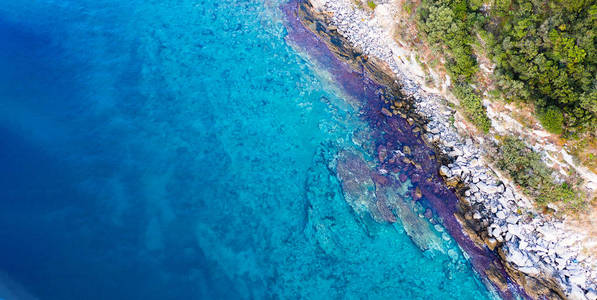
[[298, 0, 597, 299]]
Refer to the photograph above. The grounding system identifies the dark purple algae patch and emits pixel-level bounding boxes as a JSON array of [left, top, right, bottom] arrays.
[[282, 1, 530, 299]]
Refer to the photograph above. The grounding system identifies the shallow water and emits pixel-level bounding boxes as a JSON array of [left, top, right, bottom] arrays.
[[0, 0, 492, 299]]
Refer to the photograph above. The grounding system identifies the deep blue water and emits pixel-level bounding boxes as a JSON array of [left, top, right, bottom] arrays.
[[0, 0, 492, 299]]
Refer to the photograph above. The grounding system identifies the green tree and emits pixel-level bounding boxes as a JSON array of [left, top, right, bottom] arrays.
[[538, 106, 564, 134]]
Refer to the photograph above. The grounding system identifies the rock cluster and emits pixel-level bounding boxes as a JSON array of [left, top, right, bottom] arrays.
[[313, 0, 597, 298], [417, 92, 597, 299]]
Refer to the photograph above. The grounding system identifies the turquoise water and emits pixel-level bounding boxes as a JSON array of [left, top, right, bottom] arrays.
[[0, 0, 492, 299]]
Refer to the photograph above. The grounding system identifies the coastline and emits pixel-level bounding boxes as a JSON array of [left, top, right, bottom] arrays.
[[283, 1, 524, 299], [283, 0, 597, 299]]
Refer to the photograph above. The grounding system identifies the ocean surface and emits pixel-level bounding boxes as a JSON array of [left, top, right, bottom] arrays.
[[0, 0, 492, 299]]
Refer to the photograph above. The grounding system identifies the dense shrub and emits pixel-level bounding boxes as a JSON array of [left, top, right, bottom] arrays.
[[453, 84, 491, 133], [538, 106, 564, 134], [497, 137, 548, 188], [417, 0, 481, 82], [496, 136, 585, 211], [537, 183, 578, 209]]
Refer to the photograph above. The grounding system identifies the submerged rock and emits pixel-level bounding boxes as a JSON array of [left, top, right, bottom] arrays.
[[381, 107, 392, 117]]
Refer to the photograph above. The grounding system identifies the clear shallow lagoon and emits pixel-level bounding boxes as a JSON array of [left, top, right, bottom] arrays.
[[0, 0, 491, 299]]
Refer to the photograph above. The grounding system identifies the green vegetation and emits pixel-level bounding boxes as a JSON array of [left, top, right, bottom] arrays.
[[496, 137, 585, 212], [416, 0, 491, 132], [403, 1, 413, 14], [453, 83, 491, 133], [414, 0, 597, 135], [566, 136, 597, 172], [538, 106, 564, 134], [417, 0, 482, 83], [367, 0, 377, 9], [407, 0, 595, 211], [488, 0, 597, 135]]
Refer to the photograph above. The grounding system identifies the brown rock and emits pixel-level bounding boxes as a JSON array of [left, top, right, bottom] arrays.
[[497, 248, 567, 300], [454, 212, 487, 249], [381, 107, 392, 117], [484, 265, 510, 294], [414, 187, 422, 200], [445, 178, 459, 187], [372, 173, 389, 185], [486, 237, 498, 251], [377, 145, 387, 162]]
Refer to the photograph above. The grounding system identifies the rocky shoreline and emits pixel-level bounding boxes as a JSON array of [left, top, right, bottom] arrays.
[[291, 0, 597, 299]]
